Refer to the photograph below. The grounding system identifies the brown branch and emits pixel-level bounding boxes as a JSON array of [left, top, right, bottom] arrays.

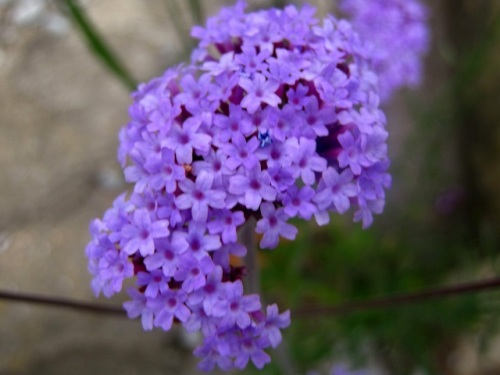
[[294, 277, 500, 317], [0, 289, 125, 317], [1, 277, 500, 319]]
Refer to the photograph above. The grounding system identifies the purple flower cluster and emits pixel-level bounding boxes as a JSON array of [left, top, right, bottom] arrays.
[[341, 0, 430, 101], [86, 1, 390, 371]]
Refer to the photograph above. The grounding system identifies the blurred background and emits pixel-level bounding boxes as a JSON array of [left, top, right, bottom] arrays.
[[0, 0, 498, 374]]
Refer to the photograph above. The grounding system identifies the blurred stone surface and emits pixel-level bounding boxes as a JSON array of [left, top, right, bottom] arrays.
[[0, 1, 226, 374], [0, 1, 498, 374]]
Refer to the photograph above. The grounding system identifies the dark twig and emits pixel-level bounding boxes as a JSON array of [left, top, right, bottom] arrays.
[[1, 277, 500, 318], [294, 277, 500, 317], [0, 289, 125, 317]]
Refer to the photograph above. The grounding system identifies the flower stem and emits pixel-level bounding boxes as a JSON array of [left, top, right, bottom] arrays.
[[240, 217, 259, 294], [240, 217, 297, 374], [57, 0, 136, 91], [187, 0, 203, 25], [0, 289, 125, 316]]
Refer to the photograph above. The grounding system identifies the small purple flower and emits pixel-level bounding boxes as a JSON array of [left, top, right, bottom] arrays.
[[234, 328, 271, 369], [184, 303, 218, 337], [212, 242, 247, 272], [354, 195, 385, 229], [235, 46, 271, 75], [202, 51, 238, 76], [123, 288, 154, 330], [176, 73, 211, 109], [268, 105, 296, 142], [292, 137, 327, 185], [207, 209, 245, 244], [147, 95, 181, 134], [286, 83, 309, 110], [192, 149, 230, 187], [239, 73, 281, 114], [194, 335, 234, 372], [282, 185, 317, 220], [137, 269, 169, 298], [314, 168, 358, 214], [213, 280, 261, 329], [176, 221, 222, 260], [222, 133, 260, 170], [150, 289, 191, 330], [156, 193, 183, 227], [267, 165, 296, 193], [208, 72, 240, 103], [123, 164, 148, 193], [360, 127, 389, 165], [144, 148, 185, 193], [97, 249, 134, 297], [213, 103, 255, 143], [143, 235, 187, 277], [162, 118, 212, 164], [121, 209, 169, 256], [102, 193, 133, 241], [341, 0, 429, 101], [175, 171, 226, 222], [174, 253, 215, 293], [255, 138, 295, 168], [255, 203, 298, 249], [260, 304, 290, 348], [228, 164, 277, 210], [266, 55, 301, 85], [337, 131, 365, 175], [188, 266, 225, 316], [301, 96, 336, 137]]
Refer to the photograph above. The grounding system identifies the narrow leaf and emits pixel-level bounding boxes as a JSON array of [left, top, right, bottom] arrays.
[[58, 0, 136, 91]]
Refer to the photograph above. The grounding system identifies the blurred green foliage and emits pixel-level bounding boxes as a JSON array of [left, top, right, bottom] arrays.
[[254, 217, 489, 374]]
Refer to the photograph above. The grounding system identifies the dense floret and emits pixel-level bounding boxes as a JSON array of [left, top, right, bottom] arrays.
[[341, 0, 429, 101], [86, 1, 391, 370]]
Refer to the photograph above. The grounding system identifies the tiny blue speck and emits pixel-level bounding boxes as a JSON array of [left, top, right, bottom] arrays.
[[258, 131, 272, 148]]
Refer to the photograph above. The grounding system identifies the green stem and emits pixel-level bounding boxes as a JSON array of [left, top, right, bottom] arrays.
[[57, 0, 136, 91], [187, 0, 204, 25], [240, 218, 297, 374], [271, 0, 288, 8], [241, 217, 259, 294], [163, 0, 195, 57]]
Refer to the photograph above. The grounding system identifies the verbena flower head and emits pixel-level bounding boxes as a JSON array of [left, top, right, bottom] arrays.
[[86, 1, 390, 371], [341, 0, 430, 102]]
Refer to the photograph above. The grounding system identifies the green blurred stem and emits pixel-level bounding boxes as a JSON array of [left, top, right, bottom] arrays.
[[272, 0, 288, 8], [241, 217, 259, 294], [58, 0, 136, 91], [187, 0, 203, 25], [240, 218, 297, 374]]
